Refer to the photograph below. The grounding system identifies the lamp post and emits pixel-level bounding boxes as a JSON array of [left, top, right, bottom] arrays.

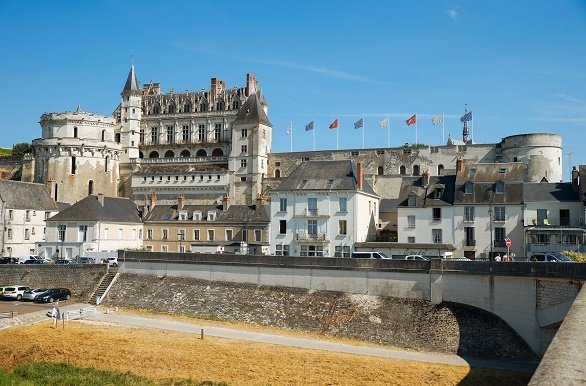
[[177, 231, 184, 253], [488, 207, 494, 261]]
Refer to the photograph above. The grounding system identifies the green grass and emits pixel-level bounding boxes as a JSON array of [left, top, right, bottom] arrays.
[[0, 362, 228, 386]]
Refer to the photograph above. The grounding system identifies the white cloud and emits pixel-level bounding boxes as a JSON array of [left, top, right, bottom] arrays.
[[448, 9, 459, 21]]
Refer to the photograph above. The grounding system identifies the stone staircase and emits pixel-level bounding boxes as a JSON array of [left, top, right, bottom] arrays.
[[90, 272, 118, 305]]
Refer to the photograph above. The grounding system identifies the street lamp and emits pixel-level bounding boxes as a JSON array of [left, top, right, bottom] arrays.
[[488, 207, 494, 261], [177, 231, 185, 253]]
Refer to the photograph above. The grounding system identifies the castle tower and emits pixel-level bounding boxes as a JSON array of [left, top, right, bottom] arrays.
[[119, 65, 142, 163]]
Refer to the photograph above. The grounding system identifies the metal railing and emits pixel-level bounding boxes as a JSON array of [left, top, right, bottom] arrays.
[[0, 311, 18, 319], [63, 306, 97, 321]]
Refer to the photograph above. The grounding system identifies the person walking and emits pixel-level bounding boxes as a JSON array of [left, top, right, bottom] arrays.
[[495, 254, 502, 262], [51, 301, 60, 326]]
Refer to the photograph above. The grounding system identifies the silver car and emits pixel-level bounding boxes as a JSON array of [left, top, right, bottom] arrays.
[[2, 285, 30, 300], [22, 288, 48, 301]]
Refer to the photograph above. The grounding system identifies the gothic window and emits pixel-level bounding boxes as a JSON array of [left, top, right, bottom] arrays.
[[139, 151, 144, 159], [168, 104, 176, 114], [182, 125, 189, 142], [275, 169, 281, 178], [88, 180, 94, 195], [153, 105, 160, 114], [438, 164, 444, 175], [180, 150, 190, 157], [73, 126, 78, 138], [184, 103, 192, 113], [71, 156, 76, 174], [149, 151, 159, 158], [212, 148, 223, 156], [150, 127, 158, 144], [166, 126, 174, 143], [140, 128, 145, 144], [200, 103, 207, 111], [400, 165, 406, 175], [101, 130, 105, 141], [377, 166, 384, 175], [232, 101, 239, 109], [214, 123, 222, 141], [198, 125, 205, 142], [164, 150, 174, 158], [196, 149, 207, 157]]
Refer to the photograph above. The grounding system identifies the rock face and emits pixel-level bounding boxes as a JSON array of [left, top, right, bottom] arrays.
[[104, 273, 537, 362]]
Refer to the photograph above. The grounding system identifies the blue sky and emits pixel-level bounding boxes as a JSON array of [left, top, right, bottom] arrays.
[[1, 1, 585, 179]]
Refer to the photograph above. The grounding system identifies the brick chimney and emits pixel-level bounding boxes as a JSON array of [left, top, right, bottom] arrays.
[[245, 74, 257, 96], [177, 194, 185, 210], [456, 157, 463, 173], [422, 169, 430, 187], [357, 161, 363, 191], [572, 166, 579, 193], [97, 193, 105, 206], [222, 194, 230, 211], [256, 193, 264, 208], [150, 191, 158, 208]]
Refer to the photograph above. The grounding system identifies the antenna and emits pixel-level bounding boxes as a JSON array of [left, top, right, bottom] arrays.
[[565, 151, 575, 180]]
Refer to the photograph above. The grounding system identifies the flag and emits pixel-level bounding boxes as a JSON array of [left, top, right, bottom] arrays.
[[328, 118, 339, 129], [305, 121, 314, 131], [285, 122, 292, 135], [354, 118, 363, 129], [406, 114, 416, 126], [378, 117, 389, 128], [460, 111, 472, 122], [431, 114, 444, 125]]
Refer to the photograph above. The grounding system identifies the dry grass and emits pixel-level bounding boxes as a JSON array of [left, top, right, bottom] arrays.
[[0, 319, 531, 385]]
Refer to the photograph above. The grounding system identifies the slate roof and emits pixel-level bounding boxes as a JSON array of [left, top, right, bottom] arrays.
[[122, 65, 140, 95], [0, 180, 58, 210], [232, 92, 272, 127], [523, 182, 579, 202], [47, 195, 141, 223], [143, 203, 270, 223], [273, 160, 378, 197], [454, 163, 524, 205]]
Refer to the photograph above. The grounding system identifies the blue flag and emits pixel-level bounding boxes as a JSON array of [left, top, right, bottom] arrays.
[[460, 111, 472, 122], [305, 121, 314, 131], [354, 118, 364, 129]]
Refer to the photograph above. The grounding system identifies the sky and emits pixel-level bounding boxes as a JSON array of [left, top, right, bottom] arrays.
[[1, 1, 585, 180]]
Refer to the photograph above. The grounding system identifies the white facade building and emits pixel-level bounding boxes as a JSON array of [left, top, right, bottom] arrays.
[[270, 160, 379, 257]]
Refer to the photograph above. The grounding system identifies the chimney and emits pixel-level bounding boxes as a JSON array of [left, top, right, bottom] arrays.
[[150, 191, 158, 208], [46, 179, 56, 200], [572, 166, 579, 193], [456, 157, 463, 172], [256, 193, 264, 208], [422, 169, 430, 187], [357, 161, 363, 191], [97, 193, 105, 206], [245, 74, 257, 96], [177, 194, 185, 210], [222, 194, 230, 211]]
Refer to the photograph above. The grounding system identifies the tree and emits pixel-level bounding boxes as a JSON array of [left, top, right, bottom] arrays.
[[12, 142, 32, 157]]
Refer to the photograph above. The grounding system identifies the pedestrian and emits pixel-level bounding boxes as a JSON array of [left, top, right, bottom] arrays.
[[503, 254, 509, 262], [495, 254, 502, 262], [51, 301, 60, 326]]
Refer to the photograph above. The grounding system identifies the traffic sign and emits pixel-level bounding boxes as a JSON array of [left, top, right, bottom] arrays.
[[505, 238, 512, 247]]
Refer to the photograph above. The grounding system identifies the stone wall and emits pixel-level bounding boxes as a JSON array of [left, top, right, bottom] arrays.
[[0, 265, 107, 299], [103, 272, 537, 362]]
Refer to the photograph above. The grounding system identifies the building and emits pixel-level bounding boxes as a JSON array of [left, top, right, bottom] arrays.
[[270, 160, 379, 257], [142, 194, 270, 254], [0, 180, 60, 257], [41, 194, 142, 259], [32, 106, 121, 204]]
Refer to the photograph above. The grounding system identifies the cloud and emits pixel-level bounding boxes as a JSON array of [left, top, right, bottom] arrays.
[[448, 9, 459, 21], [532, 94, 586, 125]]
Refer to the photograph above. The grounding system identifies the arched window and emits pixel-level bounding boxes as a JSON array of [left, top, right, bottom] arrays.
[[149, 151, 159, 158], [196, 149, 207, 157], [139, 151, 144, 159], [180, 150, 190, 157], [88, 180, 94, 195], [54, 184, 58, 201], [168, 103, 176, 114], [71, 156, 76, 174], [200, 103, 207, 112], [184, 103, 192, 113], [164, 150, 174, 158], [115, 133, 121, 143], [275, 169, 281, 178], [73, 126, 78, 138], [105, 156, 109, 172], [101, 130, 105, 141], [437, 164, 444, 175], [400, 165, 406, 175], [377, 166, 384, 175], [211, 148, 223, 156], [413, 165, 420, 176]]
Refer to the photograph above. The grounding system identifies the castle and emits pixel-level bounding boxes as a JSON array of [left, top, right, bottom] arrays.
[[28, 66, 564, 211]]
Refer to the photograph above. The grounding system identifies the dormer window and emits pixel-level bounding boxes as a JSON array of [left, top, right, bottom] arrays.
[[464, 182, 474, 194], [433, 187, 444, 199], [193, 211, 202, 221], [178, 211, 188, 221], [408, 195, 417, 207], [208, 211, 217, 221], [495, 181, 505, 194]]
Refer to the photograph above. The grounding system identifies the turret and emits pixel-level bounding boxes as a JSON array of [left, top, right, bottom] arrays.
[[119, 65, 142, 163]]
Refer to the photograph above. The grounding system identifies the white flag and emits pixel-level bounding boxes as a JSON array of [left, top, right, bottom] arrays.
[[378, 117, 389, 128], [431, 114, 444, 126], [285, 122, 292, 135]]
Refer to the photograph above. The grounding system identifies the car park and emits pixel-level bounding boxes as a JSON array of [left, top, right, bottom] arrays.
[[34, 288, 72, 303], [351, 251, 391, 259], [530, 252, 574, 262], [0, 257, 18, 264], [22, 288, 49, 301], [405, 255, 430, 261], [2, 285, 31, 300]]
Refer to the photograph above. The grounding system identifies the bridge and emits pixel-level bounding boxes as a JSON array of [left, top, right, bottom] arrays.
[[118, 252, 586, 357]]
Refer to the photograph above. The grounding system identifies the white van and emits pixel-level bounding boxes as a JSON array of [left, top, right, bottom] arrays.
[[18, 255, 41, 264], [351, 251, 390, 259]]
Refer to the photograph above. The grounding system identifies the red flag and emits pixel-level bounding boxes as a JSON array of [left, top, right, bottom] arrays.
[[329, 118, 339, 129], [406, 114, 417, 126]]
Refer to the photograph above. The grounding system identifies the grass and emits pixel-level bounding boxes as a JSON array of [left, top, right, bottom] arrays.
[[0, 318, 532, 385]]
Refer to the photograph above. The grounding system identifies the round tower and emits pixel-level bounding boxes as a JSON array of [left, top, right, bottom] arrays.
[[500, 133, 562, 182], [118, 65, 142, 163], [32, 107, 121, 204]]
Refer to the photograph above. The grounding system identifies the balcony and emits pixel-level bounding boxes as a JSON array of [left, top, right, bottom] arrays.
[[296, 233, 328, 243], [465, 239, 476, 247], [294, 209, 327, 218], [493, 240, 506, 248], [131, 156, 228, 165]]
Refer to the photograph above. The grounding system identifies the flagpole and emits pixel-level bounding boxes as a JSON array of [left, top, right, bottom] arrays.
[[313, 125, 315, 151], [336, 117, 339, 150], [290, 121, 293, 152], [442, 113, 445, 145], [362, 116, 365, 149], [415, 112, 418, 145]]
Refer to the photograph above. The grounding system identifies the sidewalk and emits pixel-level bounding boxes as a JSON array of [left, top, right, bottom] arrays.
[[0, 303, 90, 330], [85, 309, 538, 373]]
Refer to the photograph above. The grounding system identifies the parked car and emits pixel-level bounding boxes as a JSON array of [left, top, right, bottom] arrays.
[[22, 288, 49, 301], [2, 285, 31, 300], [106, 257, 118, 267], [18, 255, 43, 264], [34, 288, 72, 303], [530, 252, 574, 262], [405, 255, 430, 261], [351, 251, 391, 259], [56, 259, 76, 265], [0, 257, 18, 264], [23, 259, 46, 264]]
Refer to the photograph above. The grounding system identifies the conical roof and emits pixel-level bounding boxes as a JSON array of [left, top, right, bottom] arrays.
[[121, 65, 140, 95], [232, 92, 272, 126]]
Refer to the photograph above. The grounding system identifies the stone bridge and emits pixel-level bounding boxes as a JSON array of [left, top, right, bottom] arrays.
[[118, 251, 586, 357]]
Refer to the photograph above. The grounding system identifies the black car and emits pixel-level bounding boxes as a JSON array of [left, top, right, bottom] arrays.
[[34, 288, 72, 303], [0, 257, 18, 264]]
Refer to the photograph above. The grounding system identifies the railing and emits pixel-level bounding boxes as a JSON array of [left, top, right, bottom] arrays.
[[305, 209, 318, 216], [63, 306, 97, 321], [0, 311, 18, 319], [465, 239, 476, 246], [136, 156, 228, 165], [296, 233, 327, 241]]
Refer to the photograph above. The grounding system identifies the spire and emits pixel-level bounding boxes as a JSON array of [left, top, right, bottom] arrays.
[[121, 65, 140, 96], [232, 92, 272, 127]]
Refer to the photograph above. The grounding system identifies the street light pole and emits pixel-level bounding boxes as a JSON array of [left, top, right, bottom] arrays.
[[488, 206, 493, 261], [177, 231, 184, 253]]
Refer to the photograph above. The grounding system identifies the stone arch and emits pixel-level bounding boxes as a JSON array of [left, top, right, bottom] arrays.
[[149, 151, 159, 158], [180, 150, 191, 157], [196, 149, 207, 157], [212, 148, 223, 156], [377, 166, 384, 175], [88, 180, 94, 195], [164, 150, 175, 158], [139, 151, 144, 159], [275, 169, 281, 178], [438, 164, 444, 175], [400, 165, 406, 175]]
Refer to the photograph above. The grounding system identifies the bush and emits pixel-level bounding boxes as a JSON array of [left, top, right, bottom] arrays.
[[562, 251, 586, 263]]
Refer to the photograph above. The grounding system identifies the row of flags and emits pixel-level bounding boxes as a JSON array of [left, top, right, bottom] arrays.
[[295, 111, 472, 132]]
